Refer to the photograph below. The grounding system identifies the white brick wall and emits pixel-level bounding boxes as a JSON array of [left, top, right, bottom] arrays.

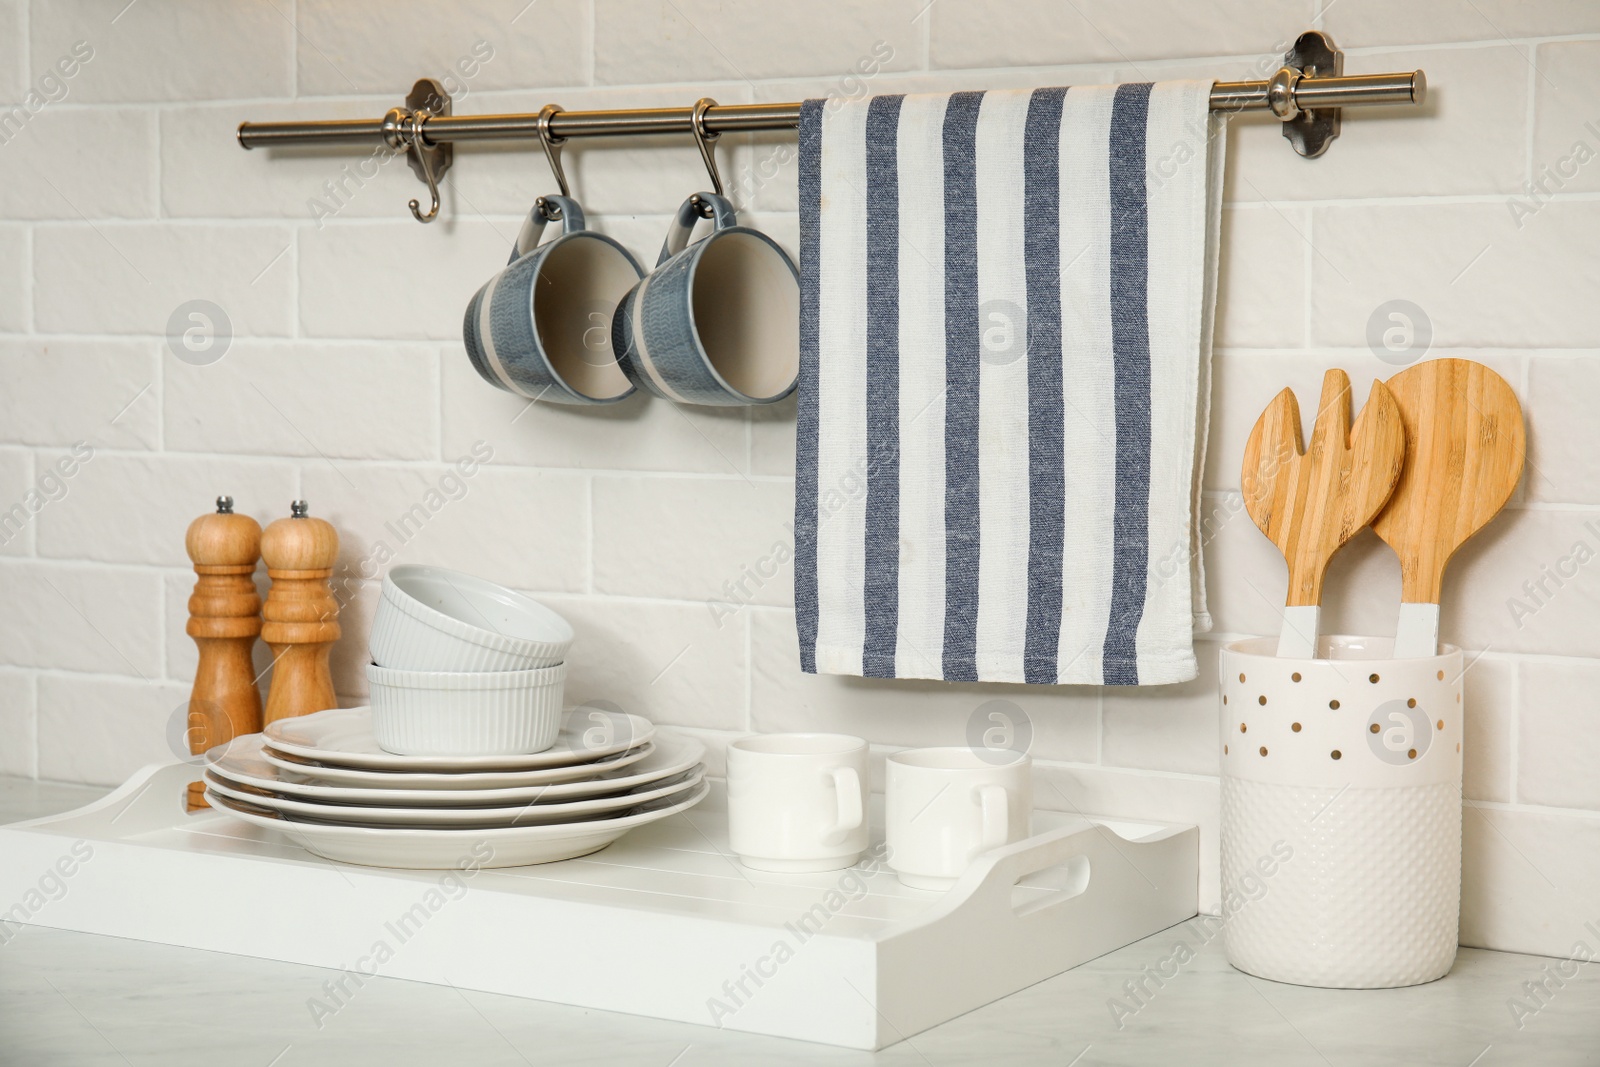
[[2, 0, 1597, 956]]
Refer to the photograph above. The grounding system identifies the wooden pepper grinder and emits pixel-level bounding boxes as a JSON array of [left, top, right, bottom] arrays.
[[184, 495, 263, 812], [261, 500, 341, 726]]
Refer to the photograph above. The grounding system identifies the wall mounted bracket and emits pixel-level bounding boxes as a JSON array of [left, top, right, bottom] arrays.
[[1278, 31, 1345, 158]]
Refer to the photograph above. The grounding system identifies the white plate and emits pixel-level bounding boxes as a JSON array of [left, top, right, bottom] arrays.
[[208, 734, 706, 807], [261, 706, 654, 771], [203, 766, 705, 828], [205, 780, 711, 868], [261, 741, 654, 790]]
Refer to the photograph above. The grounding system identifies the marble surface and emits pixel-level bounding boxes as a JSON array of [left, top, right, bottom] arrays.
[[1, 778, 1596, 1066]]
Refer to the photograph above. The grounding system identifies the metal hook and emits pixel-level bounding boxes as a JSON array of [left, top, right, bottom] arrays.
[[406, 109, 441, 223], [535, 104, 569, 221], [689, 97, 722, 216]]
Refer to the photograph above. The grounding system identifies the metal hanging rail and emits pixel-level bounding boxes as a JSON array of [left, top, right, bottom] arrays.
[[236, 32, 1426, 221], [238, 73, 1423, 148]]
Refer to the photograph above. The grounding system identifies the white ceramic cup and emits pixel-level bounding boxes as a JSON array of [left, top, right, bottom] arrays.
[[885, 747, 1032, 891], [726, 733, 868, 873]]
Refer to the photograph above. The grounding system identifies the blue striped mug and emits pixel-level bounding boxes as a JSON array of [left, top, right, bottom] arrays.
[[612, 193, 800, 406], [464, 195, 644, 405]]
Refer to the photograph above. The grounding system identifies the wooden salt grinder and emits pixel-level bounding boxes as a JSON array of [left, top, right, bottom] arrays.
[[184, 495, 263, 812], [261, 500, 341, 726]]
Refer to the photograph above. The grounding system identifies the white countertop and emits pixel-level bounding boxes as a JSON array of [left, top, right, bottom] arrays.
[[0, 776, 1594, 1067]]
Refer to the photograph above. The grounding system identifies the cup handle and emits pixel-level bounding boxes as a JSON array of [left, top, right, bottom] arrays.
[[978, 784, 1009, 852], [544, 194, 587, 235], [828, 766, 864, 840], [508, 207, 548, 265], [656, 192, 738, 266], [507, 195, 587, 265]]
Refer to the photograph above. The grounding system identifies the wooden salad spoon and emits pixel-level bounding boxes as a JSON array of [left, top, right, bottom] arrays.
[[1371, 357, 1525, 658]]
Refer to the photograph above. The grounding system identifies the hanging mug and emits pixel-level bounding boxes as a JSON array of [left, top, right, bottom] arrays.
[[463, 195, 644, 405], [611, 192, 800, 406]]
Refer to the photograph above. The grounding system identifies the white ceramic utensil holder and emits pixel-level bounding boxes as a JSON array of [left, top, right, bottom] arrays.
[[1219, 636, 1464, 989]]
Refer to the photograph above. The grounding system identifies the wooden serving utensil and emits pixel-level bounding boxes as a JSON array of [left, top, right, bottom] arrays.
[[1242, 368, 1406, 658], [1372, 358, 1525, 658]]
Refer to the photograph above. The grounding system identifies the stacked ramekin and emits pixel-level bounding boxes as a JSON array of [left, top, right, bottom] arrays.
[[366, 565, 574, 756]]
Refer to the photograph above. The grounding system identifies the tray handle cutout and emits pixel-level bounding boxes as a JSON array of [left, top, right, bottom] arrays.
[[1012, 854, 1091, 919], [903, 823, 1102, 934]]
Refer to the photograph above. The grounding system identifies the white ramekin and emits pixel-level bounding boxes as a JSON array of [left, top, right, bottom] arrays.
[[366, 662, 566, 756], [371, 564, 574, 672]]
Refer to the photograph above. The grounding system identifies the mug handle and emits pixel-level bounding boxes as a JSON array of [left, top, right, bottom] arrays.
[[506, 194, 588, 265], [977, 784, 1010, 852], [656, 192, 738, 266], [827, 766, 864, 840]]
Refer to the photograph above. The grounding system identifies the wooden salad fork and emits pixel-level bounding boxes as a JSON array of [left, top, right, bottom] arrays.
[[1241, 368, 1406, 658]]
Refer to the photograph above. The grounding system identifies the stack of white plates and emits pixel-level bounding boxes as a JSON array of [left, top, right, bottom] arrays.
[[203, 706, 708, 869]]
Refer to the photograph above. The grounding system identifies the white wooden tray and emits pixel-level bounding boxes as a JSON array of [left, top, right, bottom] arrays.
[[0, 762, 1197, 1050]]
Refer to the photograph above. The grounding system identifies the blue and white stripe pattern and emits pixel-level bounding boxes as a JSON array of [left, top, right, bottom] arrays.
[[795, 81, 1224, 686]]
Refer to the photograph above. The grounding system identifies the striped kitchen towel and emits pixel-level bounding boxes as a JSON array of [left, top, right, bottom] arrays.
[[793, 81, 1225, 686]]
